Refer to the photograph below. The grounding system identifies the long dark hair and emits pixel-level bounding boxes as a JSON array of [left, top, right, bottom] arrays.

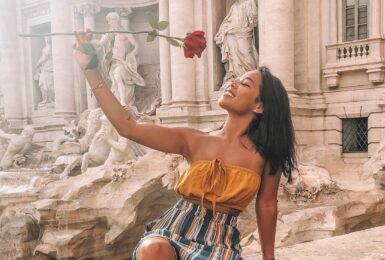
[[244, 67, 296, 182]]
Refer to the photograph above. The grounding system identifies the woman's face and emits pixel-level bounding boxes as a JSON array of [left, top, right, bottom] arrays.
[[218, 70, 262, 115]]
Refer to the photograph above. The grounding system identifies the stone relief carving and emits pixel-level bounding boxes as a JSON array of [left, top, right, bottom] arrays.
[[34, 37, 54, 107], [0, 125, 44, 169], [215, 0, 259, 89]]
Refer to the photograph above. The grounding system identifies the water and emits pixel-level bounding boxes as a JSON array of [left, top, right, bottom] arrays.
[[0, 170, 49, 195]]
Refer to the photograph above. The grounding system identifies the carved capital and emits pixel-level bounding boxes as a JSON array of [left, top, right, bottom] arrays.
[[74, 3, 100, 16]]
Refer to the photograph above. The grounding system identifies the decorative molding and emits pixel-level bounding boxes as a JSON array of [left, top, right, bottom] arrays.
[[323, 37, 385, 86], [21, 0, 50, 20], [74, 3, 100, 16], [98, 0, 158, 8]]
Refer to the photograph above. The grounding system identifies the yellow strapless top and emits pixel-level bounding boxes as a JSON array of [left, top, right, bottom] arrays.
[[174, 158, 261, 214]]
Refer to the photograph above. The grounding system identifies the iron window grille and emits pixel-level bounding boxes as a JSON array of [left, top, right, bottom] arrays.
[[342, 117, 368, 153]]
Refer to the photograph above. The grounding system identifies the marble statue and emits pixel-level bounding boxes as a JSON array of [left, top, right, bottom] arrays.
[[215, 0, 259, 88], [60, 114, 113, 178], [0, 125, 41, 169], [97, 12, 145, 107], [34, 37, 54, 105], [52, 120, 84, 153], [104, 106, 147, 165], [104, 135, 135, 165], [78, 109, 102, 153], [80, 114, 114, 172]]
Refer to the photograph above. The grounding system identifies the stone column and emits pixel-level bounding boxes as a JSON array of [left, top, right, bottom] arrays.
[[382, 0, 385, 36], [75, 4, 100, 110], [72, 11, 88, 113], [371, 0, 381, 37], [159, 0, 172, 104], [51, 0, 76, 117], [169, 0, 196, 103], [117, 8, 132, 30], [0, 1, 24, 126], [329, 0, 338, 43], [258, 0, 296, 94]]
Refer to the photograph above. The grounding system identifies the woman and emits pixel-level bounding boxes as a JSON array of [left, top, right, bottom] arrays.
[[73, 33, 296, 260]]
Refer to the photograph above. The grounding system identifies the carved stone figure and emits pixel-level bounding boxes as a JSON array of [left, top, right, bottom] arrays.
[[51, 109, 100, 175], [215, 0, 258, 88], [60, 114, 113, 177], [104, 106, 147, 166], [104, 135, 135, 165], [77, 108, 101, 154], [34, 37, 54, 106], [98, 12, 145, 107], [0, 125, 42, 169], [51, 120, 84, 153], [81, 114, 114, 172]]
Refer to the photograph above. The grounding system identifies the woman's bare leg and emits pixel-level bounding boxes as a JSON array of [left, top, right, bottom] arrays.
[[136, 237, 177, 260]]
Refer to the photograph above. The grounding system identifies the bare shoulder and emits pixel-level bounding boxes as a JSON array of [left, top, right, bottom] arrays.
[[182, 127, 210, 145]]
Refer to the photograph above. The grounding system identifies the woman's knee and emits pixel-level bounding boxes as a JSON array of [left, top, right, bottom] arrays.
[[136, 237, 176, 260]]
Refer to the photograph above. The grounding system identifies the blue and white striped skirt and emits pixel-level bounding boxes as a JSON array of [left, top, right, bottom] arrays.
[[132, 199, 242, 260]]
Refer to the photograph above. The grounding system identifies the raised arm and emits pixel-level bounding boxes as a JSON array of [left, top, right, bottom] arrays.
[[73, 33, 200, 161], [0, 129, 14, 140], [255, 163, 282, 260]]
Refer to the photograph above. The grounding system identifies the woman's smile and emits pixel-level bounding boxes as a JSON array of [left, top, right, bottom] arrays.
[[223, 90, 235, 98]]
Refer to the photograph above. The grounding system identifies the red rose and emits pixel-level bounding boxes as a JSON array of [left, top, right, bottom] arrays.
[[183, 30, 207, 58]]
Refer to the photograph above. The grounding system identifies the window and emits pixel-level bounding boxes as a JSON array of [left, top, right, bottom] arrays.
[[342, 117, 368, 153], [344, 0, 368, 41]]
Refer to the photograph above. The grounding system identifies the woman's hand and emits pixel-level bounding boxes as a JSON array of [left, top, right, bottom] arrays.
[[73, 29, 98, 71]]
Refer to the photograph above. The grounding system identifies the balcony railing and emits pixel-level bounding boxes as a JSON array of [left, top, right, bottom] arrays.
[[323, 37, 385, 88], [337, 44, 369, 59]]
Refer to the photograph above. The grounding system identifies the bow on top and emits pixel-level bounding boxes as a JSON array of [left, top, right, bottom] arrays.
[[200, 158, 228, 216]]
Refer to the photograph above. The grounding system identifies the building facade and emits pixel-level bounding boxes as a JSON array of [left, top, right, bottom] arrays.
[[0, 0, 384, 162]]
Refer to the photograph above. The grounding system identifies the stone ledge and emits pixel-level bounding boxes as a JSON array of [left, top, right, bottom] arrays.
[[244, 225, 385, 260]]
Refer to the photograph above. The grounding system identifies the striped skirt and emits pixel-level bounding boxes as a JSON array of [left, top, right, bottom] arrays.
[[132, 199, 242, 260]]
